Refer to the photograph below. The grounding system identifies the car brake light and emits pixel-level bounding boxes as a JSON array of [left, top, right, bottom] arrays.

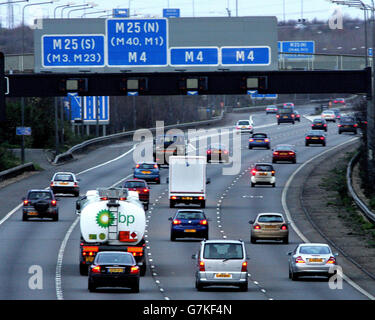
[[74, 182, 78, 187], [306, 136, 310, 139], [288, 152, 295, 155], [251, 169, 257, 176], [207, 150, 211, 154], [100, 197, 108, 201], [320, 137, 325, 140], [273, 151, 279, 155], [324, 124, 327, 127], [171, 196, 177, 200], [295, 256, 305, 264], [23, 200, 29, 206], [223, 150, 229, 154], [130, 266, 140, 274], [119, 197, 127, 201], [143, 189, 149, 193], [173, 219, 181, 225], [91, 266, 101, 273], [276, 115, 280, 118], [135, 164, 140, 168], [254, 224, 261, 230], [338, 124, 342, 127], [271, 170, 275, 176], [365, 121, 368, 124], [326, 256, 336, 264], [127, 247, 143, 256], [199, 261, 205, 271], [50, 182, 54, 187], [291, 114, 295, 118], [198, 196, 204, 200], [199, 219, 208, 225], [241, 261, 248, 272], [249, 139, 254, 142], [281, 224, 288, 230], [154, 164, 158, 169], [264, 139, 270, 142], [51, 200, 57, 206], [354, 124, 358, 127]]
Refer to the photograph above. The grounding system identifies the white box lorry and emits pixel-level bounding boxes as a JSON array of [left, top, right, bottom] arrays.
[[169, 156, 207, 208]]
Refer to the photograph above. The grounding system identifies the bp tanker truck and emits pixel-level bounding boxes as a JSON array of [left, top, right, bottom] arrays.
[[76, 188, 147, 276]]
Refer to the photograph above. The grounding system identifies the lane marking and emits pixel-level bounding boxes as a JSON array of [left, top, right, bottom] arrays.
[[282, 136, 375, 300]]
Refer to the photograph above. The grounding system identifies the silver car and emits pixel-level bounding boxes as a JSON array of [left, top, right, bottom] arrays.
[[192, 240, 248, 291], [288, 243, 339, 281]]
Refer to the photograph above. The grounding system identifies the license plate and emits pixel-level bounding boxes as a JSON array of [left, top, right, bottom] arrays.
[[184, 229, 196, 233], [141, 171, 151, 174], [259, 172, 267, 176], [309, 258, 323, 263], [242, 126, 246, 128], [280, 153, 288, 155], [108, 268, 124, 273], [312, 137, 319, 140], [85, 256, 95, 263], [344, 125, 350, 128], [264, 225, 278, 229], [213, 151, 221, 154], [59, 182, 69, 185], [182, 197, 193, 200], [28, 212, 39, 216], [283, 116, 288, 118], [215, 273, 232, 279], [256, 140, 263, 142]]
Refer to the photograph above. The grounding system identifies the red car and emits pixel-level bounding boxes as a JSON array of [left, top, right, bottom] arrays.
[[333, 98, 346, 106], [272, 145, 296, 164], [123, 179, 150, 210]]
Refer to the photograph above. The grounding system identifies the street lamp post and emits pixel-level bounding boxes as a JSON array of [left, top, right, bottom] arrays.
[[61, 3, 90, 18], [81, 9, 107, 18], [68, 4, 97, 18], [53, 1, 75, 18]]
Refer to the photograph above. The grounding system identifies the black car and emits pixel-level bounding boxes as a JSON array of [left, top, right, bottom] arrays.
[[248, 133, 271, 149], [293, 110, 301, 122], [169, 209, 209, 241], [305, 130, 326, 146], [206, 143, 229, 163], [338, 117, 358, 134], [276, 108, 295, 125], [311, 119, 327, 132], [331, 108, 341, 121], [88, 251, 140, 292], [22, 189, 59, 221]]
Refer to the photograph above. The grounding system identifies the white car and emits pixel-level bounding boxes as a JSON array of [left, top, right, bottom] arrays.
[[235, 119, 253, 134], [321, 110, 336, 122], [250, 163, 276, 187], [50, 172, 80, 197]]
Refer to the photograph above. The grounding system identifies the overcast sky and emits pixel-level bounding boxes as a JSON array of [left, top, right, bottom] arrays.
[[1, 0, 369, 27]]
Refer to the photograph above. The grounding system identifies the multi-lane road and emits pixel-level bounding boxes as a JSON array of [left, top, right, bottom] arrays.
[[0, 105, 371, 300]]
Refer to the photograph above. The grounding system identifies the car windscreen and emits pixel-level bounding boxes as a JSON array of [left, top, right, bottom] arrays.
[[299, 246, 331, 255], [313, 120, 323, 123], [124, 181, 145, 188], [323, 111, 334, 115], [96, 252, 134, 265], [203, 243, 243, 260], [252, 134, 267, 138], [254, 165, 273, 172], [237, 121, 249, 125], [275, 145, 293, 151], [340, 117, 355, 123], [308, 131, 324, 135], [209, 144, 225, 150], [54, 174, 74, 181], [28, 192, 52, 200], [138, 163, 156, 169], [176, 211, 205, 220], [258, 215, 284, 223]]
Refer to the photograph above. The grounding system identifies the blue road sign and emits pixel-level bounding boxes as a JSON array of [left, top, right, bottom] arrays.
[[42, 34, 105, 67], [221, 47, 271, 66], [163, 8, 180, 18], [16, 127, 32, 136], [368, 48, 373, 57], [113, 8, 129, 17], [127, 92, 139, 96], [67, 93, 109, 123], [247, 90, 277, 99], [280, 41, 315, 59], [170, 47, 219, 66], [187, 91, 198, 95], [107, 19, 168, 67]]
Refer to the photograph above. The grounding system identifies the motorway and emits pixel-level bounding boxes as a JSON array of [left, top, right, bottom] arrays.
[[0, 105, 370, 300]]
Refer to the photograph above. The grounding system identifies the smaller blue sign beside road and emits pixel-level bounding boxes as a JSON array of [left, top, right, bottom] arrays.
[[107, 18, 168, 67], [247, 90, 277, 99], [280, 41, 315, 59], [113, 8, 129, 17], [163, 8, 180, 18], [170, 47, 219, 66], [368, 48, 373, 57], [16, 127, 32, 136], [42, 34, 105, 67], [221, 47, 271, 66]]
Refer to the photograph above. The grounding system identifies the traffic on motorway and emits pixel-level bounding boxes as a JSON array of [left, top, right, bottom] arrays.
[[10, 101, 369, 298]]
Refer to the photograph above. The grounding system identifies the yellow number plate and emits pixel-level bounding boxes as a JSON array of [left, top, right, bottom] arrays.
[[184, 229, 196, 233], [141, 171, 151, 174], [259, 172, 267, 176], [182, 197, 193, 200], [264, 225, 278, 229], [312, 137, 319, 140], [215, 273, 232, 278], [59, 182, 69, 185], [85, 256, 95, 263], [256, 140, 263, 142], [28, 212, 39, 216], [108, 268, 124, 273], [280, 153, 288, 155], [309, 258, 323, 263]]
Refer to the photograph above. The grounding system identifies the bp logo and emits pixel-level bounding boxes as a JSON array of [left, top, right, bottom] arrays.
[[96, 210, 114, 228]]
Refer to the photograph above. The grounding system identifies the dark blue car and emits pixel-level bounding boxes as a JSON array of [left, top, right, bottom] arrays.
[[169, 210, 209, 241], [248, 133, 271, 149], [133, 162, 160, 184]]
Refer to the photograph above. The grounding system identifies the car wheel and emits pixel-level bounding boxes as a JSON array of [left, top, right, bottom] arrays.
[[272, 159, 276, 163], [80, 263, 88, 276], [248, 146, 252, 149], [22, 213, 28, 221], [195, 278, 204, 291], [201, 200, 206, 209], [144, 203, 149, 211], [250, 237, 256, 244], [239, 282, 248, 292], [88, 280, 96, 292], [170, 200, 175, 208], [283, 237, 289, 244], [272, 183, 276, 188], [140, 263, 146, 277], [292, 159, 296, 164], [170, 233, 176, 241], [288, 268, 292, 279], [291, 271, 299, 281], [338, 131, 342, 134], [323, 142, 326, 147], [75, 191, 80, 197], [305, 143, 309, 147], [52, 212, 59, 222], [354, 130, 358, 135], [130, 280, 140, 293], [251, 182, 255, 187], [204, 232, 209, 240], [156, 179, 161, 184]]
